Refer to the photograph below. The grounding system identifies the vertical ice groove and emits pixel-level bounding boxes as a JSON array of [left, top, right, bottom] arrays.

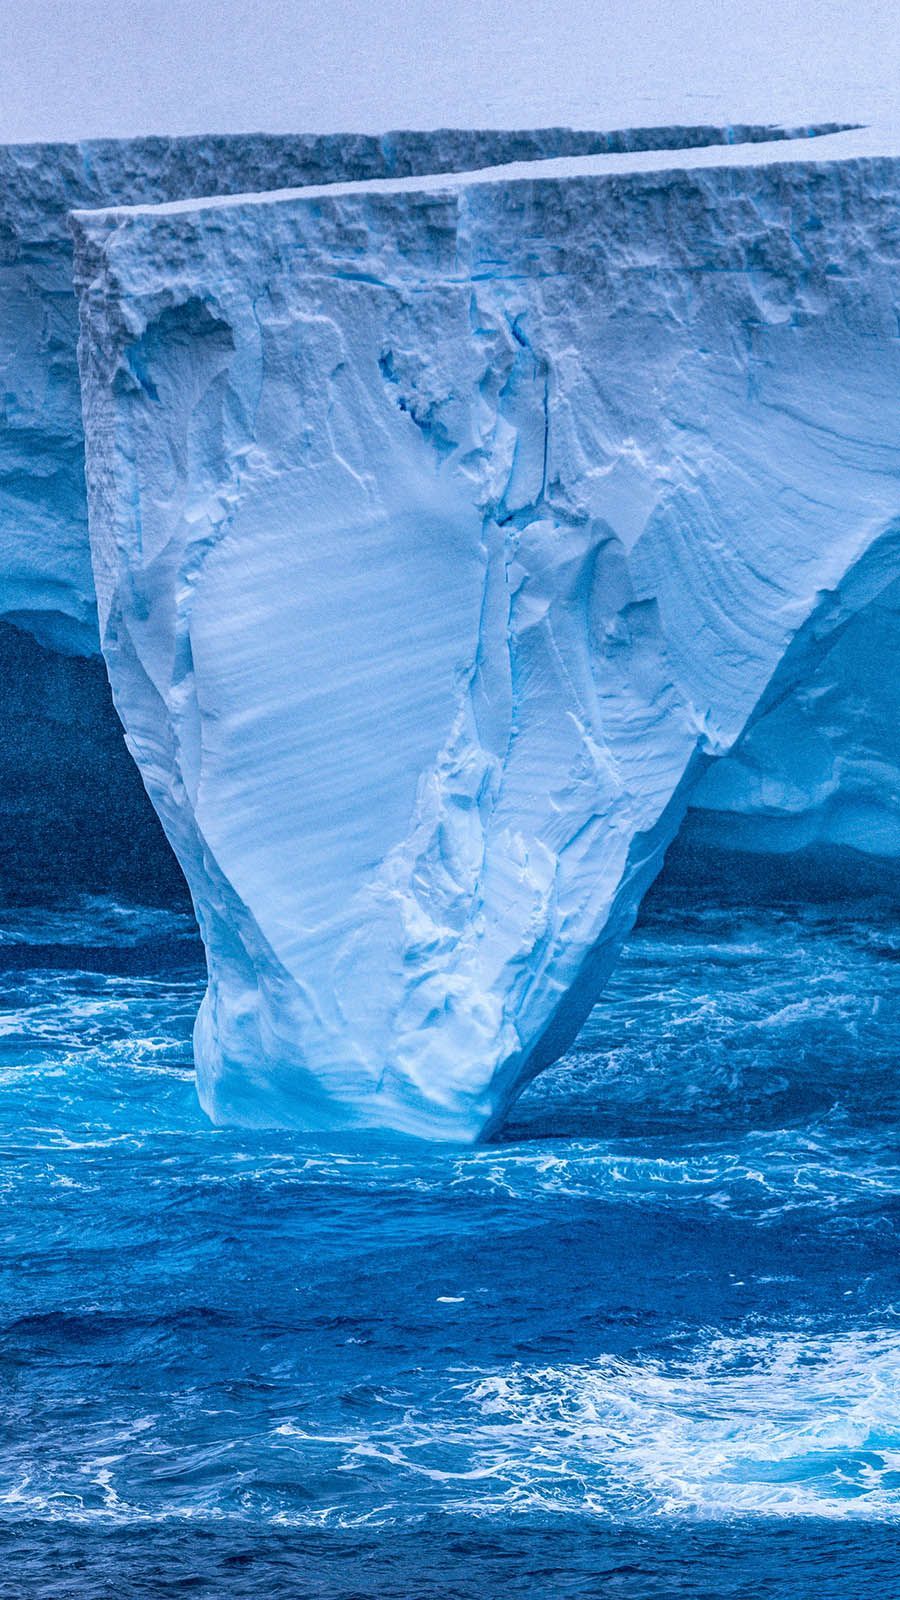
[[72, 139, 900, 1139], [0, 119, 866, 657]]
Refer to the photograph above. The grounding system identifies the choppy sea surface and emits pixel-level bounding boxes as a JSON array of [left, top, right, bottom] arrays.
[[1, 878, 899, 1596]]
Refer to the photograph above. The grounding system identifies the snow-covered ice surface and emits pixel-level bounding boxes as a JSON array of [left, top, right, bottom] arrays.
[[74, 126, 900, 1137]]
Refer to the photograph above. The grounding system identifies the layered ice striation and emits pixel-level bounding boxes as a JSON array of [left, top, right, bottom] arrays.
[[72, 127, 900, 1137], [7, 121, 808, 656], [684, 572, 900, 859], [11, 124, 734, 894]]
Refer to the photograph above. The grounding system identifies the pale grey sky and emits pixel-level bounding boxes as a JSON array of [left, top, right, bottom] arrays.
[[0, 0, 895, 145]]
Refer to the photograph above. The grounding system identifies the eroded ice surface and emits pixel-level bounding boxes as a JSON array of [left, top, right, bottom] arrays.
[[74, 130, 900, 1137], [7, 124, 701, 658], [3, 123, 822, 898]]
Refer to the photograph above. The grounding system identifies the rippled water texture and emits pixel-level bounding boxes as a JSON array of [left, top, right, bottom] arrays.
[[1, 877, 899, 1595]]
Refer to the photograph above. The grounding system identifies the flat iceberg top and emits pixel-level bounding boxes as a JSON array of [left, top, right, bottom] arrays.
[[72, 123, 892, 228]]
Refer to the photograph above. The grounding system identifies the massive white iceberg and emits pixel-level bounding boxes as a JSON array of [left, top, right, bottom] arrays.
[[9, 125, 783, 657], [3, 123, 781, 894], [71, 125, 900, 1138]]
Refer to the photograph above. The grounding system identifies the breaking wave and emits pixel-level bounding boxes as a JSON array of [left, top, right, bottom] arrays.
[[1, 882, 898, 1586]]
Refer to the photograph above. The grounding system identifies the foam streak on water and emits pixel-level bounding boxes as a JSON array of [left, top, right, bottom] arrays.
[[0, 888, 898, 1593]]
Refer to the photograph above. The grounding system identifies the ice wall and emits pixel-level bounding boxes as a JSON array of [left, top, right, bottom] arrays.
[[73, 129, 900, 1137], [5, 124, 802, 656], [3, 123, 805, 897], [686, 577, 900, 859]]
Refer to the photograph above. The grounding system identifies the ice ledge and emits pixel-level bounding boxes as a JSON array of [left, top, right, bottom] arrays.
[[73, 123, 882, 241], [73, 140, 900, 1138]]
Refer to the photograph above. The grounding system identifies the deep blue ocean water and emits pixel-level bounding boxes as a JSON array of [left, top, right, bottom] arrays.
[[1, 879, 899, 1597]]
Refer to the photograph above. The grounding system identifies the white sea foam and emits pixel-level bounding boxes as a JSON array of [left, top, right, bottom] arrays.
[[4, 1331, 899, 1528], [272, 1329, 900, 1522]]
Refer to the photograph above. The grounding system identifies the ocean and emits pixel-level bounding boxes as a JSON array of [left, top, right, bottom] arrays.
[[1, 870, 898, 1595]]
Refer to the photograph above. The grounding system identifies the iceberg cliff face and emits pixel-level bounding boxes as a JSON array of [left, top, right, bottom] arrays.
[[688, 575, 900, 859], [4, 124, 788, 896], [8, 125, 794, 657], [73, 130, 899, 1138]]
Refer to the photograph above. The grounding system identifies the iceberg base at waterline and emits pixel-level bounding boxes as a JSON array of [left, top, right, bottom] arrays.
[[73, 124, 900, 1137]]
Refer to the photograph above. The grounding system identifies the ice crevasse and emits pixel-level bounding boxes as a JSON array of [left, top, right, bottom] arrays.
[[72, 126, 900, 1138]]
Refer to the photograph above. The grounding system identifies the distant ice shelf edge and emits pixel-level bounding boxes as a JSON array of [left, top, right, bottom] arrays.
[[47, 123, 900, 1136]]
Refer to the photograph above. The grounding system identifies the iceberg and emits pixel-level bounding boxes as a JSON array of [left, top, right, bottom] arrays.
[[6, 125, 687, 893], [6, 124, 783, 658], [2, 118, 853, 900], [71, 124, 900, 1138]]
